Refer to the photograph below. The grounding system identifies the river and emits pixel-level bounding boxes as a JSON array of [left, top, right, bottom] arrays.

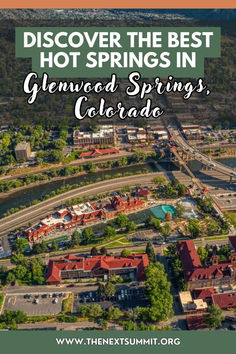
[[0, 157, 235, 218]]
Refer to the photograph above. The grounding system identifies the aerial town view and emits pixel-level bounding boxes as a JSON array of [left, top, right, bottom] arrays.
[[0, 9, 236, 332]]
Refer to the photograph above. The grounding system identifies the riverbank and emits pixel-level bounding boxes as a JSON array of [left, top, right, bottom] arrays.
[[0, 161, 152, 199]]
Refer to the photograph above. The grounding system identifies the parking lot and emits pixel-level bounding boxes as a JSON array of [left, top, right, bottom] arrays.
[[73, 285, 149, 313], [3, 293, 65, 316]]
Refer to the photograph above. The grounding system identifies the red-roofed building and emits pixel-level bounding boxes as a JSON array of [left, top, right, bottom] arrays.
[[135, 187, 151, 200], [78, 147, 119, 158], [212, 292, 236, 310], [192, 288, 215, 303], [186, 315, 206, 330], [177, 240, 236, 290], [23, 196, 146, 243], [46, 254, 149, 285]]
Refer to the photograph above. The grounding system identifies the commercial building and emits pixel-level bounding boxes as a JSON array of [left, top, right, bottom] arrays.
[[180, 124, 202, 140], [46, 253, 149, 285], [126, 127, 147, 144], [24, 195, 146, 242], [14, 141, 31, 162], [177, 240, 236, 290], [147, 126, 168, 141], [73, 125, 116, 147]]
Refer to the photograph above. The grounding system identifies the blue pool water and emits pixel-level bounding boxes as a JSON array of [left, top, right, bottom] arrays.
[[151, 205, 175, 220]]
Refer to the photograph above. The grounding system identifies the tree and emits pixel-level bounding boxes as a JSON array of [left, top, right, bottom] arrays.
[[132, 150, 147, 163], [124, 321, 137, 330], [204, 305, 223, 329], [145, 216, 161, 230], [187, 219, 201, 238], [10, 254, 26, 266], [126, 221, 137, 232], [6, 272, 16, 284], [13, 265, 27, 280], [30, 259, 44, 285], [52, 139, 66, 150], [98, 283, 105, 298], [100, 247, 107, 255], [121, 248, 130, 258], [77, 304, 103, 318], [145, 262, 173, 322], [2, 133, 11, 149], [160, 223, 171, 239], [70, 230, 81, 247], [165, 211, 172, 221], [206, 219, 220, 236], [152, 176, 167, 186], [175, 203, 185, 218], [0, 310, 27, 325], [91, 247, 98, 256], [40, 240, 49, 253], [146, 241, 155, 263], [14, 238, 28, 254], [104, 281, 116, 298], [104, 226, 116, 239], [50, 150, 64, 162], [82, 227, 94, 245], [106, 306, 122, 320], [115, 213, 129, 230], [51, 240, 58, 252], [197, 247, 208, 264]]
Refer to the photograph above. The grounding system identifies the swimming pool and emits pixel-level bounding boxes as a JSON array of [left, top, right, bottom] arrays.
[[151, 205, 175, 220]]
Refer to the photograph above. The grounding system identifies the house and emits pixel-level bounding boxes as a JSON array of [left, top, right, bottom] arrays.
[[46, 254, 149, 285], [135, 187, 151, 200]]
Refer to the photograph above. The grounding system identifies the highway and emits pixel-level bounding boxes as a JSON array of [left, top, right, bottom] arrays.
[[167, 125, 236, 179]]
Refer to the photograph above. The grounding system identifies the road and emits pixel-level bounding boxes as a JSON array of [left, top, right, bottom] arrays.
[[167, 125, 236, 179]]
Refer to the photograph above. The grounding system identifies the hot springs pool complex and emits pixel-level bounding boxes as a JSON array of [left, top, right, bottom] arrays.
[[151, 205, 175, 220]]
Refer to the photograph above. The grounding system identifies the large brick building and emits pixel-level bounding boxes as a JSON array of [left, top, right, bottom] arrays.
[[177, 240, 236, 290], [24, 196, 145, 243], [46, 254, 149, 285]]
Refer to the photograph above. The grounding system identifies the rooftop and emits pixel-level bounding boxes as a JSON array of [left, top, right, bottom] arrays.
[[212, 292, 236, 309], [15, 141, 30, 150], [46, 254, 149, 283]]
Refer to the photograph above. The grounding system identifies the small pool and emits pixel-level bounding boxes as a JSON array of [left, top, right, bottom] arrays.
[[151, 205, 175, 220]]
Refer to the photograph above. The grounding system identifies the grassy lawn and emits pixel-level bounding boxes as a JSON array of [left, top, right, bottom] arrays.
[[106, 242, 124, 247], [131, 249, 146, 253], [205, 236, 228, 241], [119, 237, 132, 244], [61, 293, 74, 314]]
